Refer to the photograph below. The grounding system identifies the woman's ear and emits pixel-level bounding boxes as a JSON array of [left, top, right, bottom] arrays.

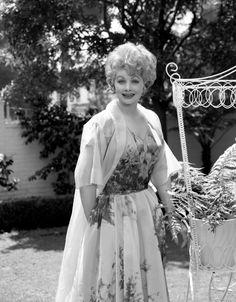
[[107, 79, 115, 93], [109, 84, 115, 93], [142, 85, 147, 96]]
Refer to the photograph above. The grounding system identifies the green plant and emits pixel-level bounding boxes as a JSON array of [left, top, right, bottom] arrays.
[[2, 0, 236, 175], [18, 105, 95, 194], [0, 195, 73, 232], [0, 153, 19, 191], [170, 143, 236, 232]]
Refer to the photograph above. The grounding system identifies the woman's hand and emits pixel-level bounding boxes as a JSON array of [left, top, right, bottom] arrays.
[[80, 184, 97, 221], [157, 181, 179, 244]]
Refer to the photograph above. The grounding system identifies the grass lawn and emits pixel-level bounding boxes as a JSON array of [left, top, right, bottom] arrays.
[[0, 227, 235, 302]]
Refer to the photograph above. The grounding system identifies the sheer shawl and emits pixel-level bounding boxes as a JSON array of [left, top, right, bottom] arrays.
[[56, 99, 181, 302]]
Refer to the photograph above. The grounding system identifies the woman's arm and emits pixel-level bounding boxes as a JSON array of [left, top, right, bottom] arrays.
[[156, 180, 173, 214], [157, 180, 178, 243], [80, 184, 97, 221]]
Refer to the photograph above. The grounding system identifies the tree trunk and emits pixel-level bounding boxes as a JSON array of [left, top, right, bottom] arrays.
[[150, 60, 169, 142], [151, 97, 168, 141], [201, 144, 212, 174]]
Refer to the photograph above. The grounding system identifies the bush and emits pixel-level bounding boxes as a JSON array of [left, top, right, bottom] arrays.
[[0, 195, 73, 232], [19, 105, 96, 195], [0, 153, 19, 191]]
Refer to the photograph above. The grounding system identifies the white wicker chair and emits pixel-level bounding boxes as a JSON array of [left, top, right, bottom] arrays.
[[166, 63, 236, 302]]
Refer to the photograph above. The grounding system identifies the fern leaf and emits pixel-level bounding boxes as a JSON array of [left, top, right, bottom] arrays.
[[208, 143, 236, 182]]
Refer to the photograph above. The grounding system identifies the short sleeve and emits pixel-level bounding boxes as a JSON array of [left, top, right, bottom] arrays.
[[74, 119, 105, 188], [151, 140, 181, 188]]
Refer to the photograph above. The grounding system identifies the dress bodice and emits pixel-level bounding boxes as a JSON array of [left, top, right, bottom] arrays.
[[103, 128, 160, 195]]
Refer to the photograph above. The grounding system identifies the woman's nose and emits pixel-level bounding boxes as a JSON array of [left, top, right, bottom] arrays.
[[125, 81, 131, 90]]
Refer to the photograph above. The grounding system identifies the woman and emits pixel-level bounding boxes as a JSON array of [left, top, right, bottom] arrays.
[[56, 42, 181, 302]]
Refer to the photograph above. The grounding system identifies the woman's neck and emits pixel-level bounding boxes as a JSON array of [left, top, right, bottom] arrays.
[[116, 99, 140, 118]]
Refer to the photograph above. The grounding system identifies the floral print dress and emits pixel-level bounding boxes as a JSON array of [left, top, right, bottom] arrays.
[[71, 127, 169, 302]]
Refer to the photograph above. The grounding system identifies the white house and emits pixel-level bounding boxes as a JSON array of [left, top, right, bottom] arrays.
[[0, 93, 235, 200], [0, 100, 57, 199], [0, 84, 101, 200]]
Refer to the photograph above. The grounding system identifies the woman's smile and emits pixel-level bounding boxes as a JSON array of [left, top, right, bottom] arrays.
[[114, 69, 144, 106], [122, 92, 136, 98]]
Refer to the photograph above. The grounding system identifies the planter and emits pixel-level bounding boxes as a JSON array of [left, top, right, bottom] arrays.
[[191, 218, 236, 271]]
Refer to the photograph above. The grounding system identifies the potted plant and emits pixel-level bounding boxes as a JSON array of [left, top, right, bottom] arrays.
[[170, 143, 236, 270]]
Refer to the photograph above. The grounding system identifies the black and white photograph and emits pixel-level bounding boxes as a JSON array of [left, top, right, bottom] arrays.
[[0, 1, 235, 301]]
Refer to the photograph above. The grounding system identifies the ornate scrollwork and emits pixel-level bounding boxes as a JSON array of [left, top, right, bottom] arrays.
[[166, 63, 236, 108], [165, 62, 181, 84], [166, 64, 236, 279]]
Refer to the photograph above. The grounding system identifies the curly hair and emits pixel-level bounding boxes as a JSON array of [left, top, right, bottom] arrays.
[[105, 42, 157, 92]]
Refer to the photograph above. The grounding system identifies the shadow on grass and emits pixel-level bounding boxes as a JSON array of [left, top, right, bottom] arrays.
[[166, 231, 190, 269], [1, 227, 190, 270], [1, 227, 67, 253]]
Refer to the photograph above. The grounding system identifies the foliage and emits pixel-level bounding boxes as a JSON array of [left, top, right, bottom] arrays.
[[187, 108, 236, 174], [0, 0, 107, 107], [0, 0, 205, 125], [174, 0, 236, 173], [0, 195, 73, 232], [169, 104, 236, 174], [179, 0, 236, 78], [0, 153, 19, 191], [170, 143, 236, 233], [19, 105, 96, 194], [0, 17, 16, 89], [1, 0, 236, 188], [0, 61, 15, 90]]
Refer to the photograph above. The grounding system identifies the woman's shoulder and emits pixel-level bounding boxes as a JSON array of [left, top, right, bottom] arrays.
[[85, 109, 115, 137], [138, 104, 162, 132]]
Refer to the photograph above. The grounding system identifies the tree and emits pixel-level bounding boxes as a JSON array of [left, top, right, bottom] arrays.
[[19, 105, 96, 194], [1, 0, 204, 132], [178, 0, 236, 78], [181, 106, 236, 174], [1, 0, 236, 191], [0, 18, 16, 90], [170, 0, 236, 173]]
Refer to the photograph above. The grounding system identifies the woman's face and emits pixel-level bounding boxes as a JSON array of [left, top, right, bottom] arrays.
[[114, 69, 144, 106]]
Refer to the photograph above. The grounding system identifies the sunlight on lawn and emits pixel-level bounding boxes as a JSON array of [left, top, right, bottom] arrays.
[[0, 228, 235, 302]]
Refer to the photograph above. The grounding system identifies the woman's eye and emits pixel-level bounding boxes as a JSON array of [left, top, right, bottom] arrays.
[[132, 79, 140, 84], [117, 80, 125, 84]]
